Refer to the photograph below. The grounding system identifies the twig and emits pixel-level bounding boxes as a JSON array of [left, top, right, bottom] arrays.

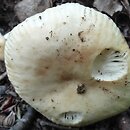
[[0, 72, 7, 81], [40, 119, 79, 130], [120, 0, 130, 16]]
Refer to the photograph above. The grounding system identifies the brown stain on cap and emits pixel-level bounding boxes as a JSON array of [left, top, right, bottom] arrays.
[[35, 58, 52, 77], [60, 72, 74, 81]]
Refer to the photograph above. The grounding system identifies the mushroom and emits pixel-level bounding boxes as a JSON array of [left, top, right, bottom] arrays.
[[4, 3, 130, 126]]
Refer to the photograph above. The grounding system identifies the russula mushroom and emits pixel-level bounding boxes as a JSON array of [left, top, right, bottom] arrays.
[[4, 3, 130, 126]]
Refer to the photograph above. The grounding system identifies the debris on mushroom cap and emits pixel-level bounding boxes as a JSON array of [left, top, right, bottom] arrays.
[[4, 3, 130, 126], [0, 33, 5, 61]]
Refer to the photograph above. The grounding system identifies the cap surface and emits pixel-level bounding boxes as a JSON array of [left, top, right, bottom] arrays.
[[5, 3, 130, 126]]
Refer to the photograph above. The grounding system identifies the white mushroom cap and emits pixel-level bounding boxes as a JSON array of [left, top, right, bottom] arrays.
[[5, 3, 130, 126]]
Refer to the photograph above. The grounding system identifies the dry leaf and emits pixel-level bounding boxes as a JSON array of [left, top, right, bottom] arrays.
[[0, 111, 15, 128], [0, 96, 14, 112], [93, 0, 123, 16]]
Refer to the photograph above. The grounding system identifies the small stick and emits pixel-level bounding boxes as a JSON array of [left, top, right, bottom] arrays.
[[0, 72, 7, 81], [120, 0, 130, 16]]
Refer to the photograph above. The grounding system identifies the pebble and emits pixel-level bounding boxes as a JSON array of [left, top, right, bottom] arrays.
[[14, 0, 53, 22], [93, 0, 123, 16]]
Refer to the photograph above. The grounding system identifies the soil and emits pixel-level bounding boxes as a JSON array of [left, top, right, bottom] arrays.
[[0, 0, 130, 130]]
